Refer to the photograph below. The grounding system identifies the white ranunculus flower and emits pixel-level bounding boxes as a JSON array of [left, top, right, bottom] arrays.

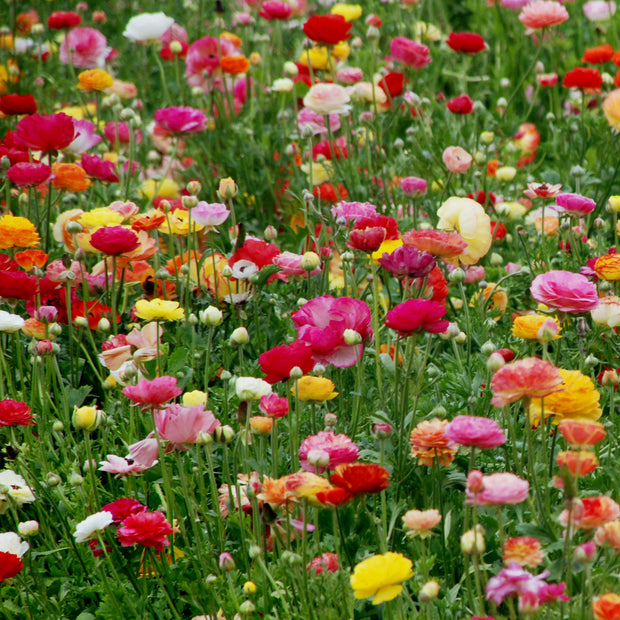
[[271, 78, 294, 93], [73, 511, 114, 543], [0, 470, 35, 514], [235, 377, 272, 401], [0, 310, 26, 333], [0, 532, 29, 557], [123, 12, 175, 42]]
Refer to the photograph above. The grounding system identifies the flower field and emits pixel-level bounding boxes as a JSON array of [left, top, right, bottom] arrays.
[[3, 0, 620, 618]]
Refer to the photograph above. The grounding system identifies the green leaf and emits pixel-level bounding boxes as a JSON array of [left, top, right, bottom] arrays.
[[66, 386, 91, 409]]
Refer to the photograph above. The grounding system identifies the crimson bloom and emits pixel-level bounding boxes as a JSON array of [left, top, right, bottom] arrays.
[[390, 36, 431, 69], [0, 94, 37, 116], [48, 11, 81, 29], [446, 94, 474, 114], [101, 498, 149, 522], [259, 1, 293, 20], [447, 32, 487, 53], [81, 153, 120, 183], [154, 106, 208, 134], [330, 462, 390, 498], [90, 226, 140, 256], [563, 67, 603, 91], [384, 299, 449, 336], [0, 271, 38, 300], [6, 162, 52, 187], [347, 215, 399, 253], [117, 511, 174, 552], [0, 552, 23, 583], [259, 341, 315, 383], [378, 72, 405, 98], [0, 399, 33, 427], [303, 14, 352, 45], [13, 113, 76, 154]]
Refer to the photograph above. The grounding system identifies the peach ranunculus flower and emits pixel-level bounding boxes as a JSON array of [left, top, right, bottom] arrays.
[[559, 496, 620, 530], [502, 536, 544, 568], [303, 83, 351, 115], [603, 88, 620, 130], [556, 450, 598, 477], [518, 0, 569, 33], [557, 419, 606, 448], [442, 146, 472, 173], [490, 357, 564, 407], [591, 296, 620, 328], [528, 368, 602, 425], [409, 418, 459, 466], [436, 197, 492, 265], [402, 509, 441, 538], [595, 520, 620, 551]]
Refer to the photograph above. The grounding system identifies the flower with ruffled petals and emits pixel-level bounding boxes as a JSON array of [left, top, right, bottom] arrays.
[[378, 246, 436, 278], [116, 511, 174, 552], [292, 376, 338, 402], [7, 162, 52, 187], [90, 226, 139, 256], [384, 299, 449, 336], [123, 12, 175, 42], [14, 113, 76, 153], [0, 400, 33, 427], [556, 450, 598, 477], [402, 229, 467, 258], [402, 509, 441, 538], [467, 472, 529, 506], [519, 1, 569, 32], [444, 415, 506, 449], [593, 592, 620, 620], [122, 376, 182, 407], [350, 552, 413, 605], [410, 418, 459, 466], [558, 419, 606, 447], [154, 106, 207, 134], [307, 552, 339, 575], [134, 298, 185, 321], [559, 496, 620, 530], [298, 431, 359, 472], [512, 314, 561, 340], [503, 537, 544, 567], [154, 404, 220, 452], [390, 36, 431, 69], [0, 215, 40, 249]]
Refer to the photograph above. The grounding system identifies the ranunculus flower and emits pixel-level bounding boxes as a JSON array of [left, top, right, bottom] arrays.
[[446, 32, 487, 53], [402, 509, 442, 538], [400, 177, 428, 197], [89, 226, 139, 256], [66, 119, 102, 156], [350, 552, 413, 605], [259, 0, 293, 19], [390, 36, 431, 69], [190, 202, 230, 231], [303, 83, 351, 115], [594, 256, 620, 282], [410, 418, 459, 466], [384, 299, 449, 336], [259, 341, 316, 383], [559, 496, 620, 530], [59, 27, 110, 68], [81, 153, 119, 183], [303, 14, 353, 45], [442, 146, 473, 173], [116, 511, 174, 551], [0, 400, 33, 427], [123, 12, 175, 42], [444, 415, 506, 449], [518, 0, 569, 32], [122, 375, 182, 407], [154, 106, 207, 134], [558, 419, 606, 447], [530, 270, 599, 314], [466, 472, 529, 505], [378, 246, 436, 278], [48, 11, 82, 29], [184, 36, 243, 92], [6, 162, 52, 187], [298, 431, 359, 472], [563, 67, 603, 91], [583, 0, 616, 22], [446, 94, 474, 114], [154, 403, 220, 452], [0, 94, 37, 116], [14, 113, 76, 154]]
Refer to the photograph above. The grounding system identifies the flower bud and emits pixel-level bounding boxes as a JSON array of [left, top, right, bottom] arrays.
[[239, 601, 256, 615], [487, 351, 506, 372], [229, 327, 249, 345], [480, 131, 494, 144], [264, 225, 278, 241], [70, 472, 84, 486], [343, 329, 362, 345], [52, 420, 64, 432], [495, 166, 517, 182], [217, 177, 238, 200], [307, 449, 330, 468], [455, 331, 467, 344], [601, 369, 619, 387], [72, 405, 105, 431], [200, 306, 224, 327], [574, 540, 597, 563], [213, 425, 235, 443], [461, 525, 485, 554], [324, 412, 338, 428], [289, 366, 304, 380], [18, 520, 39, 537], [448, 268, 465, 283], [480, 341, 496, 357], [45, 472, 61, 487], [98, 318, 111, 332], [219, 552, 236, 571], [300, 251, 320, 271], [419, 581, 440, 603], [607, 196, 620, 213]]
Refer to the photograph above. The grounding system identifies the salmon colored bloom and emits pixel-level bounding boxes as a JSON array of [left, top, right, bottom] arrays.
[[442, 146, 472, 173], [401, 229, 467, 258], [556, 450, 598, 477], [557, 419, 606, 447], [518, 0, 569, 32], [350, 552, 413, 605], [0, 215, 40, 249], [529, 368, 602, 425], [559, 496, 620, 530], [51, 163, 92, 192], [490, 357, 564, 407], [593, 592, 620, 620], [122, 375, 182, 407], [594, 520, 620, 551], [595, 254, 620, 281], [502, 537, 544, 567], [256, 476, 296, 508], [402, 509, 441, 538], [410, 418, 459, 466], [512, 314, 561, 340], [292, 376, 338, 402], [77, 69, 113, 91]]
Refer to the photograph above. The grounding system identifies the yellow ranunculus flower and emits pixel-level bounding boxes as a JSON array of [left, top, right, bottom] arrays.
[[78, 208, 124, 230], [134, 298, 185, 322], [292, 376, 338, 402], [331, 3, 362, 21], [77, 69, 114, 91], [301, 161, 333, 186], [182, 390, 208, 407], [332, 41, 351, 62], [58, 103, 98, 120], [414, 21, 442, 42], [350, 552, 414, 605], [299, 46, 329, 70], [512, 314, 561, 340], [495, 201, 528, 220], [140, 178, 181, 200]]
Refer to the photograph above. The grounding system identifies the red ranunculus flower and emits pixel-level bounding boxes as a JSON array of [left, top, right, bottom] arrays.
[[347, 215, 399, 253], [72, 300, 120, 330], [0, 399, 33, 427], [101, 498, 149, 523], [491, 221, 507, 241], [13, 113, 76, 154], [229, 238, 281, 270], [0, 270, 38, 300], [0, 552, 23, 583], [6, 162, 52, 187], [303, 14, 352, 45], [378, 72, 405, 98], [384, 299, 449, 336], [563, 67, 603, 91], [117, 511, 174, 552], [90, 226, 139, 256], [81, 153, 120, 183], [446, 94, 474, 114], [446, 32, 487, 54], [330, 462, 390, 497], [259, 340, 316, 383], [313, 182, 348, 202], [0, 94, 37, 116], [47, 10, 81, 29]]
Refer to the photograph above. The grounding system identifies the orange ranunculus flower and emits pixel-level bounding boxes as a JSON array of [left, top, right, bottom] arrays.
[[583, 43, 615, 64], [560, 496, 620, 530], [593, 592, 620, 620], [249, 416, 273, 434], [14, 249, 48, 271], [557, 419, 606, 447], [502, 536, 544, 568], [131, 210, 167, 232], [77, 69, 114, 91], [331, 463, 390, 497], [0, 214, 40, 249], [470, 283, 507, 319], [220, 32, 242, 48], [256, 476, 296, 508], [595, 254, 620, 281], [594, 520, 620, 551], [220, 55, 251, 74], [22, 318, 47, 340], [556, 450, 598, 477], [283, 471, 343, 507], [512, 314, 561, 340], [51, 163, 92, 192], [529, 368, 602, 425], [410, 418, 459, 466]]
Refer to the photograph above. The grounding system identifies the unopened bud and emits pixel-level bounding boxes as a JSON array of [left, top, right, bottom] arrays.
[[419, 581, 440, 603], [461, 525, 485, 554], [200, 306, 223, 327], [230, 327, 249, 345]]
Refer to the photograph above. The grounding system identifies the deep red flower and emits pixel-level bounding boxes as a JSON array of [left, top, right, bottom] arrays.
[[229, 238, 281, 270], [81, 153, 120, 183], [563, 67, 603, 91], [13, 113, 76, 154], [384, 299, 449, 336], [48, 11, 81, 29], [72, 300, 120, 330], [6, 162, 52, 187], [259, 341, 316, 383], [90, 226, 139, 256], [446, 94, 474, 114], [491, 221, 507, 241], [0, 552, 23, 583], [378, 72, 405, 98], [102, 498, 149, 523], [0, 399, 33, 427], [0, 270, 38, 300], [467, 190, 496, 207], [303, 14, 352, 45], [446, 32, 486, 54], [330, 462, 390, 497], [117, 511, 174, 552], [0, 94, 37, 116]]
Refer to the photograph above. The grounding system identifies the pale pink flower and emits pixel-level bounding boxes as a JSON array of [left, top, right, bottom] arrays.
[[442, 146, 472, 173], [298, 430, 359, 472], [490, 357, 564, 407], [336, 67, 364, 85], [303, 83, 351, 115], [121, 375, 182, 407], [127, 432, 159, 468], [390, 36, 431, 69], [190, 202, 230, 231], [444, 415, 506, 449], [583, 0, 616, 21], [523, 182, 562, 199], [530, 270, 599, 314], [467, 472, 530, 505], [154, 404, 220, 452], [159, 23, 188, 46], [99, 454, 151, 476], [273, 251, 321, 278], [331, 201, 378, 222], [297, 107, 341, 135], [65, 119, 101, 155], [518, 1, 570, 33], [402, 509, 442, 537], [154, 106, 207, 134], [59, 27, 110, 68]]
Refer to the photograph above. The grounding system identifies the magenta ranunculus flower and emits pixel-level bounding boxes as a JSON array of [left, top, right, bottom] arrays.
[[384, 299, 449, 336], [555, 192, 596, 217], [154, 404, 220, 452], [122, 376, 182, 406], [190, 202, 230, 230], [90, 226, 139, 256], [444, 415, 506, 449], [292, 295, 373, 368], [390, 36, 432, 69], [259, 0, 293, 20], [154, 106, 208, 134], [466, 471, 529, 506], [81, 153, 120, 183], [331, 201, 378, 223], [7, 162, 52, 187], [14, 113, 76, 153], [400, 177, 428, 197], [259, 394, 289, 418], [116, 511, 173, 552], [298, 430, 359, 472], [530, 270, 599, 314], [378, 246, 436, 278]]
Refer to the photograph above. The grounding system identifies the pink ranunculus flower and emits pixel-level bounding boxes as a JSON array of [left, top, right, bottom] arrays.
[[190, 202, 230, 231], [297, 107, 342, 135], [259, 0, 293, 20], [466, 472, 530, 506], [259, 393, 289, 418], [127, 431, 160, 468], [518, 0, 570, 32], [530, 270, 599, 314], [59, 27, 110, 68], [154, 403, 220, 452], [442, 146, 472, 173], [99, 454, 152, 476], [384, 299, 449, 336], [185, 36, 242, 92], [121, 375, 182, 407], [331, 201, 378, 222], [292, 295, 372, 367], [583, 0, 616, 21], [66, 119, 102, 156], [444, 415, 507, 449], [336, 67, 364, 85], [303, 83, 351, 116], [273, 251, 321, 278], [401, 176, 428, 197], [154, 106, 208, 134], [298, 431, 359, 472], [390, 36, 432, 69], [555, 192, 596, 217]]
